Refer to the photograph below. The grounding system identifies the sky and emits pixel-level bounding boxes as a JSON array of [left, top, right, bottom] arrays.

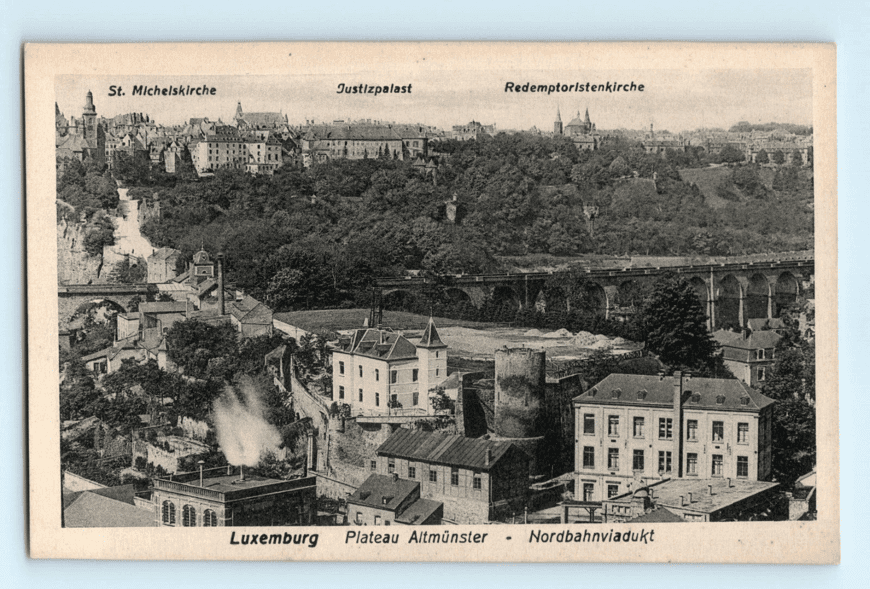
[[56, 69, 812, 133]]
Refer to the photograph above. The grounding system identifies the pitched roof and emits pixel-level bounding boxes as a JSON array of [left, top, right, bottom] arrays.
[[347, 474, 418, 511], [376, 428, 521, 471], [337, 328, 420, 361], [416, 318, 446, 349], [149, 247, 181, 261], [139, 301, 189, 314], [394, 497, 442, 524], [712, 329, 781, 350], [574, 373, 775, 412], [64, 491, 157, 527]]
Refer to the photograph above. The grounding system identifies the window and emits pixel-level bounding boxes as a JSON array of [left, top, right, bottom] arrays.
[[182, 504, 196, 527], [359, 389, 363, 402], [712, 421, 724, 442], [339, 361, 345, 375], [608, 484, 620, 498], [390, 370, 397, 384], [738, 423, 749, 444], [686, 419, 698, 441], [633, 417, 645, 438], [658, 451, 672, 473], [737, 456, 749, 478], [375, 369, 379, 382], [162, 501, 176, 525], [687, 453, 698, 475], [370, 460, 377, 471], [412, 369, 419, 382], [356, 512, 363, 525], [583, 414, 595, 435], [436, 368, 439, 376], [473, 473, 482, 490], [390, 394, 398, 406], [429, 470, 438, 483], [203, 509, 217, 527], [339, 386, 345, 400], [633, 449, 645, 471], [583, 446, 595, 469], [757, 367, 767, 381], [755, 348, 767, 360], [712, 454, 723, 476], [583, 483, 595, 502], [374, 515, 382, 525], [375, 393, 380, 407], [359, 365, 363, 377], [451, 467, 459, 486], [608, 416, 620, 437], [412, 392, 419, 406], [658, 418, 673, 439], [408, 466, 416, 479], [436, 351, 440, 358], [388, 459, 395, 474], [607, 448, 619, 470]]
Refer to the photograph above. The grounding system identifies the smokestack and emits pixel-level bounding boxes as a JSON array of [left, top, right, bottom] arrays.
[[672, 371, 683, 478], [198, 460, 205, 487], [217, 253, 225, 316], [240, 465, 245, 482]]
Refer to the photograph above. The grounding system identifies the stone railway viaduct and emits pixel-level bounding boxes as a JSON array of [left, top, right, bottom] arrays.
[[58, 283, 157, 326], [377, 253, 814, 331]]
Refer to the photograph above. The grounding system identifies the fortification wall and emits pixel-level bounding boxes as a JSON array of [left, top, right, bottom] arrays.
[[494, 348, 546, 439]]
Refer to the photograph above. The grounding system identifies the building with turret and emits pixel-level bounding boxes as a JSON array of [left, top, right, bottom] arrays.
[[55, 90, 106, 167], [331, 319, 448, 417], [554, 107, 598, 150]]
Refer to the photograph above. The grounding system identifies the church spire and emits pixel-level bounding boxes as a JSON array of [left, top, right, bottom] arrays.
[[585, 107, 591, 124], [555, 106, 562, 122]]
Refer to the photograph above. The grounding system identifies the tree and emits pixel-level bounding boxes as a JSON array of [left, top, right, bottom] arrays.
[[718, 145, 746, 164], [633, 274, 719, 373], [755, 149, 769, 164], [165, 319, 238, 378], [771, 149, 786, 165], [109, 255, 146, 284]]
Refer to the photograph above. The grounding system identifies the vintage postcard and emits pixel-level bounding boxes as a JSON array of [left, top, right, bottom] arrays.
[[25, 42, 837, 562]]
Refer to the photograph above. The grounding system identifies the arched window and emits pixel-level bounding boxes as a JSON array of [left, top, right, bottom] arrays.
[[182, 504, 196, 527], [203, 509, 217, 527], [162, 500, 176, 525]]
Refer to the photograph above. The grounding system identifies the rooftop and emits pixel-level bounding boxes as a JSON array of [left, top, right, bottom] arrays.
[[64, 490, 156, 528], [713, 329, 782, 351], [347, 474, 419, 511], [377, 428, 518, 471], [610, 478, 779, 515], [574, 373, 775, 412]]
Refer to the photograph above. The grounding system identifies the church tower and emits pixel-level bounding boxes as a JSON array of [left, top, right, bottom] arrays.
[[235, 101, 243, 121], [554, 106, 563, 136], [82, 90, 98, 142]]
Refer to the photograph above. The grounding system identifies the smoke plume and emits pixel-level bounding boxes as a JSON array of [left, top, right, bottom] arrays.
[[212, 377, 282, 467]]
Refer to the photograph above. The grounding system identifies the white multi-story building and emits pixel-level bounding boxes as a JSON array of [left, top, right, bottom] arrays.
[[331, 320, 448, 416], [573, 372, 775, 502]]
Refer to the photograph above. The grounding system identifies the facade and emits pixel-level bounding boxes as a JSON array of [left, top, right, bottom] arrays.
[[190, 134, 283, 176], [331, 319, 448, 416], [555, 108, 599, 151], [152, 467, 316, 527], [712, 329, 781, 388], [55, 91, 106, 167], [300, 124, 420, 165], [573, 372, 775, 502], [346, 473, 443, 526], [147, 247, 182, 284], [373, 428, 529, 524]]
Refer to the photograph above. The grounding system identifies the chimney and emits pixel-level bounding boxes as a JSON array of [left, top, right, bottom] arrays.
[[198, 460, 205, 487], [672, 372, 683, 478], [227, 464, 232, 476], [485, 448, 492, 467], [217, 253, 226, 316], [688, 492, 693, 503], [708, 484, 713, 496], [727, 477, 732, 488], [679, 495, 685, 507]]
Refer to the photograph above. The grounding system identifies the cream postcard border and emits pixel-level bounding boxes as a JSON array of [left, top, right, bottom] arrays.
[[25, 42, 838, 563]]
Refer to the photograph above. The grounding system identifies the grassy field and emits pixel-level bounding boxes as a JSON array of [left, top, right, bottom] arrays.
[[273, 309, 502, 334], [678, 166, 735, 209]]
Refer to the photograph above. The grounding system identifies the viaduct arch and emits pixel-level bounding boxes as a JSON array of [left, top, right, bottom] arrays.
[[58, 283, 157, 327]]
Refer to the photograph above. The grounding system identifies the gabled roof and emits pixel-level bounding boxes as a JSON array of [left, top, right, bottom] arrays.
[[149, 247, 181, 261], [347, 474, 418, 511], [626, 507, 685, 523], [376, 428, 522, 471], [336, 328, 420, 361], [713, 329, 781, 351], [395, 497, 442, 524], [574, 373, 775, 412], [139, 301, 189, 315], [416, 318, 446, 349]]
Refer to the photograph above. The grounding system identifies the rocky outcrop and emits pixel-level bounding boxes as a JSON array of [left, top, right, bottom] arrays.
[[57, 215, 109, 284]]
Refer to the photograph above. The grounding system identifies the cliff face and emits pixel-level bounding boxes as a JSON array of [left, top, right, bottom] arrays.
[[57, 216, 108, 284]]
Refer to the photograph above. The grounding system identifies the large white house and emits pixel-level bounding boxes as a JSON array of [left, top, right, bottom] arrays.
[[331, 319, 448, 416]]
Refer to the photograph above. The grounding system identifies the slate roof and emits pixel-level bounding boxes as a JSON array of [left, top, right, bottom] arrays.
[[416, 318, 446, 349], [713, 329, 781, 350], [377, 428, 519, 471], [574, 373, 775, 412], [337, 328, 420, 361], [304, 124, 403, 142], [238, 112, 286, 127], [347, 474, 419, 512], [395, 497, 442, 525], [139, 301, 189, 315], [149, 247, 181, 261], [64, 491, 156, 528]]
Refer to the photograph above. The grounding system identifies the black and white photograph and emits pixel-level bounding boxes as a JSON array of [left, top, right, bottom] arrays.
[[26, 42, 837, 562]]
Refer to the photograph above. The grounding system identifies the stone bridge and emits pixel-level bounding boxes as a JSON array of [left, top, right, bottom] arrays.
[[58, 283, 158, 326], [376, 253, 814, 330]]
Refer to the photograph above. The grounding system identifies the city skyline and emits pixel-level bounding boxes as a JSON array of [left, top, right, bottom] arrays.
[[56, 69, 812, 134]]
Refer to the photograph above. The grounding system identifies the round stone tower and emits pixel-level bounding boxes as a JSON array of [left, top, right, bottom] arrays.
[[494, 348, 546, 439]]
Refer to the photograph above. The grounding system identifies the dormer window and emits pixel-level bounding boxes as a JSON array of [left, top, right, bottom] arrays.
[[716, 395, 726, 405], [611, 388, 621, 399], [636, 390, 647, 400], [691, 393, 701, 403]]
